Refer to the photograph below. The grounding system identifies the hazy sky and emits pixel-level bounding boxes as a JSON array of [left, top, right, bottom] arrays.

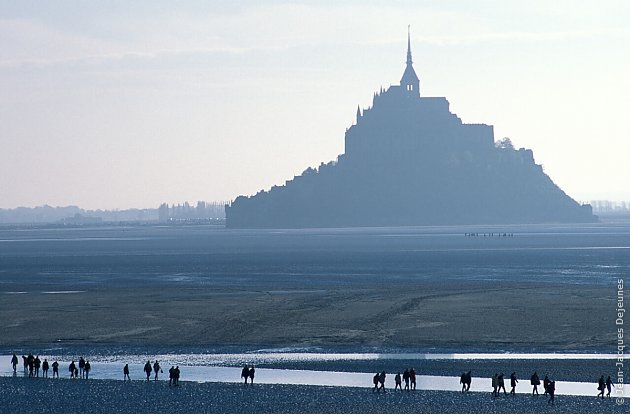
[[1, 1, 629, 209]]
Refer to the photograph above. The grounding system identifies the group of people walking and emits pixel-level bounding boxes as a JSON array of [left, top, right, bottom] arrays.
[[241, 365, 256, 384], [12, 353, 61, 379], [68, 357, 92, 379], [489, 372, 519, 397], [374, 368, 418, 392], [597, 375, 614, 399], [133, 360, 180, 386], [10, 353, 618, 401]]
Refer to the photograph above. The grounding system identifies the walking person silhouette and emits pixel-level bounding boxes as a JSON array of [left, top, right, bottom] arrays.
[[52, 361, 59, 378], [144, 360, 152, 381], [547, 380, 556, 405], [11, 354, 18, 373], [241, 365, 250, 385], [395, 372, 402, 391], [509, 372, 518, 396], [597, 375, 605, 399], [153, 360, 162, 380], [530, 372, 540, 396], [606, 375, 613, 398]]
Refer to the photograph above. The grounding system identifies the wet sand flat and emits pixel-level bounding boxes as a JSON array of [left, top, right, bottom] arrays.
[[0, 377, 624, 414], [0, 280, 614, 350]]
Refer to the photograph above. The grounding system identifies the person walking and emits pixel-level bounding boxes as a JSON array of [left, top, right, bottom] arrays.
[[410, 368, 416, 390], [42, 359, 49, 378], [372, 373, 379, 392], [547, 380, 555, 405], [510, 372, 518, 396], [241, 365, 250, 385], [543, 375, 550, 396], [460, 371, 471, 392], [606, 375, 613, 398], [173, 366, 180, 386], [491, 373, 498, 397], [27, 354, 34, 377], [497, 373, 507, 396], [34, 356, 41, 377], [123, 364, 130, 380], [84, 361, 91, 379], [11, 354, 18, 373], [169, 366, 175, 386], [403, 369, 410, 391], [530, 372, 540, 396], [153, 360, 162, 381], [395, 372, 402, 391], [249, 366, 255, 384], [144, 360, 152, 381], [78, 357, 86, 379], [52, 361, 59, 378], [69, 361, 76, 378], [598, 375, 606, 399], [378, 371, 386, 393]]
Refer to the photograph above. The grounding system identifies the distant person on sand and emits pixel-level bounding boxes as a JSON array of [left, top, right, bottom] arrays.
[[395, 372, 402, 391], [597, 375, 605, 399], [241, 365, 250, 385], [174, 366, 180, 386], [52, 361, 59, 378], [11, 354, 18, 372], [79, 357, 86, 378], [606, 375, 613, 397], [123, 364, 130, 380], [84, 361, 91, 379], [547, 380, 555, 405], [510, 372, 518, 396], [69, 361, 76, 378], [460, 371, 471, 392], [403, 369, 410, 391], [543, 375, 550, 396], [28, 354, 34, 377], [169, 366, 175, 386], [34, 356, 41, 377], [144, 360, 152, 381], [497, 373, 507, 395], [22, 355, 28, 373], [379, 371, 386, 393], [491, 373, 499, 397], [530, 372, 540, 396], [153, 360, 162, 381], [410, 368, 416, 390], [42, 359, 49, 378], [372, 373, 379, 392], [249, 366, 255, 384]]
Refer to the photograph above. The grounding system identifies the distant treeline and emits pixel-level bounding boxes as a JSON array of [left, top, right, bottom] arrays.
[[589, 200, 630, 214], [157, 201, 228, 222], [0, 201, 229, 224]]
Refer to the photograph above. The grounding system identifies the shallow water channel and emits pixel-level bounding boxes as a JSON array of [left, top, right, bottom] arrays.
[[3, 353, 627, 397]]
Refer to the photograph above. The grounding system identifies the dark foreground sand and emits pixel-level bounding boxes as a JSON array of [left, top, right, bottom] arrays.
[[0, 377, 624, 414], [0, 281, 615, 350]]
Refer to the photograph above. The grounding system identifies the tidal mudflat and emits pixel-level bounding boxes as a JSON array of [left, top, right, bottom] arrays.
[[1, 223, 628, 412]]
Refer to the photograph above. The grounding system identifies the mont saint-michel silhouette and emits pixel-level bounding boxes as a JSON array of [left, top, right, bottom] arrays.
[[226, 32, 595, 228]]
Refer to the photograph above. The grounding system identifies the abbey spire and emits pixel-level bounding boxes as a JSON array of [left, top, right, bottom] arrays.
[[406, 25, 413, 65], [400, 26, 420, 96]]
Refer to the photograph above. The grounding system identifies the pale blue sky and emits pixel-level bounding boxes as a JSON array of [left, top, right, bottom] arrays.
[[1, 1, 628, 209]]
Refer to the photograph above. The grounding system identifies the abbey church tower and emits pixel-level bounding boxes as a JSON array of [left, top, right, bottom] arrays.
[[400, 27, 420, 96]]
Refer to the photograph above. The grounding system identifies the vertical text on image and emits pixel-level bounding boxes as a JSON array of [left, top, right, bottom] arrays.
[[616, 278, 624, 405]]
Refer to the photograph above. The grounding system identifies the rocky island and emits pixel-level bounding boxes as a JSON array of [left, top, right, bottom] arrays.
[[227, 34, 595, 228]]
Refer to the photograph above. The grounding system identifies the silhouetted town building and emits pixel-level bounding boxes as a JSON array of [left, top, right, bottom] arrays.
[[226, 31, 595, 228]]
